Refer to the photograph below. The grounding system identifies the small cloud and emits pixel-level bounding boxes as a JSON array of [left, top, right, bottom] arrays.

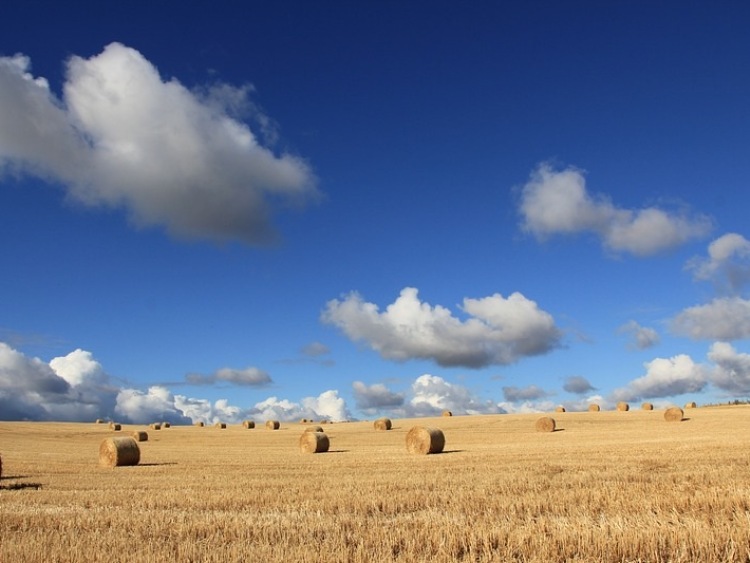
[[610, 354, 708, 402], [408, 374, 504, 416], [185, 366, 272, 386], [502, 384, 549, 402], [618, 320, 660, 350], [686, 233, 750, 294], [352, 381, 405, 410], [301, 341, 330, 357], [707, 341, 750, 395], [671, 297, 750, 341], [562, 375, 596, 394]]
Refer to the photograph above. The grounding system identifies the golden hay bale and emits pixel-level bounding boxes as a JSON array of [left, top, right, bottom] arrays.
[[242, 420, 256, 429], [535, 416, 556, 432], [266, 420, 280, 430], [616, 402, 630, 412], [162, 422, 171, 428], [194, 421, 205, 427], [214, 422, 226, 429], [588, 404, 600, 412], [299, 418, 308, 424], [132, 431, 148, 442], [641, 402, 654, 410], [442, 410, 453, 417], [685, 401, 697, 409], [99, 437, 140, 467], [555, 406, 566, 413], [664, 407, 684, 422], [109, 423, 122, 431], [406, 426, 445, 455], [305, 425, 324, 433], [149, 423, 161, 430], [373, 417, 392, 431], [299, 431, 329, 454], [95, 418, 104, 424]]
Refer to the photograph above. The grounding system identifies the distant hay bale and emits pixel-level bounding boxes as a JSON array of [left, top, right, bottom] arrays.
[[664, 407, 684, 422], [616, 402, 630, 412], [109, 423, 122, 431], [373, 417, 392, 431], [0, 453, 3, 479], [535, 416, 556, 432], [442, 410, 453, 417], [99, 437, 140, 467], [149, 423, 161, 430], [299, 418, 308, 424], [299, 431, 330, 454], [685, 401, 697, 409], [588, 404, 600, 412], [555, 406, 566, 413], [406, 426, 445, 455], [641, 402, 654, 411], [162, 422, 171, 428], [132, 431, 148, 442], [242, 420, 256, 429], [194, 421, 205, 427], [305, 425, 324, 433], [266, 420, 280, 430], [214, 422, 226, 429], [95, 419, 105, 424], [320, 420, 330, 424]]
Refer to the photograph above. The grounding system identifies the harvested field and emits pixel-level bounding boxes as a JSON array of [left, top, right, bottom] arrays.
[[1, 406, 750, 562]]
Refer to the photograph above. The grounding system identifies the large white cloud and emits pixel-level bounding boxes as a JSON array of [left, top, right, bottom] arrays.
[[352, 381, 405, 411], [519, 163, 711, 256], [0, 43, 318, 244], [671, 297, 750, 341], [322, 287, 561, 368], [707, 342, 750, 394], [686, 233, 750, 294], [409, 374, 505, 416], [610, 354, 708, 402], [250, 390, 350, 422], [115, 386, 193, 425]]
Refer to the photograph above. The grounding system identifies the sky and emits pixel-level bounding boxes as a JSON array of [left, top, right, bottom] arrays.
[[2, 1, 750, 424]]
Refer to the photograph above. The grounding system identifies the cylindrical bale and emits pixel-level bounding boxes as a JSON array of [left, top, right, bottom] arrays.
[[149, 423, 161, 430], [299, 431, 330, 454], [194, 421, 205, 427], [616, 402, 630, 412], [99, 437, 140, 467], [215, 422, 226, 429], [588, 404, 601, 412], [95, 419, 104, 424], [266, 420, 280, 430], [555, 406, 566, 413], [242, 420, 256, 429], [299, 418, 308, 424], [304, 425, 324, 433], [641, 402, 654, 411], [110, 423, 122, 431], [685, 401, 697, 409], [664, 407, 684, 422], [535, 416, 556, 432], [162, 422, 171, 428], [406, 426, 445, 455], [442, 410, 453, 417], [132, 431, 149, 442], [373, 417, 392, 431]]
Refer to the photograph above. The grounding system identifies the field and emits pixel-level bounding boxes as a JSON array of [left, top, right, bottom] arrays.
[[1, 406, 750, 562]]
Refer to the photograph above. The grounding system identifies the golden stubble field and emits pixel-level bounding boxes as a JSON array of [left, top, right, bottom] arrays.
[[1, 406, 750, 562]]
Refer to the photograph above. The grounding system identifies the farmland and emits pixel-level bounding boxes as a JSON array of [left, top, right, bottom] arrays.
[[1, 406, 750, 562]]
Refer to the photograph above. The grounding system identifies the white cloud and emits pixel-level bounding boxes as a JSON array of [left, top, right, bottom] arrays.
[[671, 297, 750, 340], [250, 390, 350, 422], [686, 233, 750, 293], [186, 366, 272, 386], [0, 43, 318, 244], [519, 163, 711, 256], [408, 374, 504, 416], [610, 354, 708, 402], [707, 342, 750, 395], [115, 386, 193, 425], [352, 381, 405, 410], [618, 320, 660, 350], [321, 287, 561, 368], [502, 384, 549, 402]]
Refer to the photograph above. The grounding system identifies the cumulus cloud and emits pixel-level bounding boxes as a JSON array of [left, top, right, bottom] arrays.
[[671, 297, 750, 340], [409, 374, 504, 416], [707, 342, 750, 395], [563, 375, 596, 394], [686, 233, 750, 294], [610, 354, 708, 402], [250, 390, 350, 422], [0, 43, 318, 244], [618, 320, 660, 350], [502, 384, 549, 402], [352, 381, 405, 411], [519, 163, 711, 256], [321, 287, 561, 368], [115, 386, 193, 425], [185, 366, 272, 386], [301, 341, 330, 357]]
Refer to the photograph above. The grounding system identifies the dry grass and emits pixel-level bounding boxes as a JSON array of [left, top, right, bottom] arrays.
[[2, 407, 750, 562]]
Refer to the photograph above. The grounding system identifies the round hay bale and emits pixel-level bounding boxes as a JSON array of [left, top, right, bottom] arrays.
[[214, 422, 226, 429], [299, 431, 330, 454], [685, 401, 697, 409], [109, 423, 122, 431], [319, 420, 330, 424], [99, 437, 140, 467], [266, 420, 280, 430], [373, 417, 392, 431], [616, 402, 630, 412], [95, 418, 105, 424], [131, 431, 149, 442], [535, 416, 556, 432], [149, 423, 161, 430], [406, 426, 445, 455], [299, 418, 308, 424], [194, 421, 205, 427], [442, 410, 453, 417], [162, 422, 171, 428], [664, 407, 684, 422], [242, 420, 256, 429], [588, 404, 601, 412], [641, 402, 654, 411], [555, 406, 566, 413], [305, 425, 324, 433]]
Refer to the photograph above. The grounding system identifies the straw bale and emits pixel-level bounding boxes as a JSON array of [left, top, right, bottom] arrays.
[[664, 407, 684, 422], [162, 422, 171, 428], [305, 425, 324, 433], [373, 417, 392, 431], [99, 437, 140, 467], [588, 404, 600, 412], [535, 416, 556, 432], [266, 420, 280, 430], [641, 402, 654, 410], [299, 431, 330, 454], [215, 422, 227, 429], [242, 420, 256, 429], [555, 406, 566, 413], [95, 419, 105, 424], [616, 402, 630, 411], [132, 431, 148, 442], [442, 410, 453, 417], [194, 421, 205, 427], [685, 401, 697, 409], [406, 426, 445, 455], [149, 423, 161, 430], [109, 423, 122, 431]]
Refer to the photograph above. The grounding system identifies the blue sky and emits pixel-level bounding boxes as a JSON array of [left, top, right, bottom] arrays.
[[2, 1, 750, 423]]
